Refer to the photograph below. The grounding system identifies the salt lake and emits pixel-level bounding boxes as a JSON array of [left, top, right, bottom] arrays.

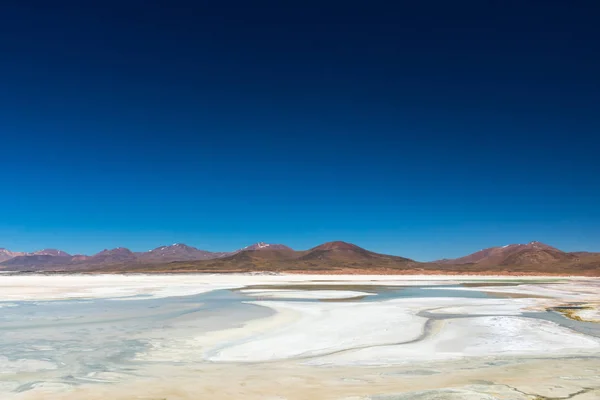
[[0, 274, 598, 399]]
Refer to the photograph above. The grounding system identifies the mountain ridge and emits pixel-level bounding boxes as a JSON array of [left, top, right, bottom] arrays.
[[0, 241, 598, 275], [0, 242, 298, 270], [435, 241, 577, 267]]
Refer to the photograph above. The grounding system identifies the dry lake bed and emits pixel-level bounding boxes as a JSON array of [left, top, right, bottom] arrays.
[[0, 274, 599, 399]]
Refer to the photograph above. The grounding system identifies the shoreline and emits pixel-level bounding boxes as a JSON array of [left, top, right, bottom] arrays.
[[90, 269, 600, 276], [0, 273, 586, 302], [0, 270, 593, 277]]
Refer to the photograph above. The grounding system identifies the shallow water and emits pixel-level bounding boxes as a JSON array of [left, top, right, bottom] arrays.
[[0, 284, 495, 383], [0, 278, 598, 399], [0, 289, 271, 386], [238, 284, 496, 301]]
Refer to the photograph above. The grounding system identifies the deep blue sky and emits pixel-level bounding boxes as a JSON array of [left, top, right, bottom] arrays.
[[1, 1, 599, 260]]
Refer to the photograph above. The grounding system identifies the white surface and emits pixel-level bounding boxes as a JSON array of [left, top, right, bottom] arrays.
[[202, 296, 569, 363], [206, 299, 428, 362], [240, 289, 374, 299], [0, 274, 572, 302], [0, 275, 599, 400], [309, 314, 600, 366]]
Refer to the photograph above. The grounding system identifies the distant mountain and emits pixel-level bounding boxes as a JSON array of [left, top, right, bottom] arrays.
[[0, 240, 598, 275], [138, 243, 228, 262], [1, 248, 136, 271], [31, 249, 71, 257], [114, 241, 419, 274], [0, 249, 25, 263], [0, 248, 70, 265], [0, 243, 229, 270], [571, 251, 600, 257], [1, 254, 73, 269], [435, 241, 576, 267], [238, 242, 294, 252], [299, 241, 380, 261], [86, 248, 138, 264]]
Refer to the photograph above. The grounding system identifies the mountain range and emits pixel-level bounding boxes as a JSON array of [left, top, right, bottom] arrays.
[[0, 241, 598, 275], [434, 241, 578, 267], [0, 248, 72, 263], [0, 242, 292, 271]]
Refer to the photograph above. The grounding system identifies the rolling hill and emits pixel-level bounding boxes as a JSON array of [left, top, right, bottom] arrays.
[[0, 242, 291, 271], [435, 241, 577, 267], [101, 241, 420, 274], [0, 249, 25, 263], [0, 241, 598, 275], [137, 243, 229, 262]]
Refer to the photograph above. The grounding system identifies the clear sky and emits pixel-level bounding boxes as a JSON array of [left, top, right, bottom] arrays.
[[0, 1, 599, 261]]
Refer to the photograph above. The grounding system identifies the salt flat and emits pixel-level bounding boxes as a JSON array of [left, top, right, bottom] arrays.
[[0, 274, 599, 400], [0, 273, 568, 301]]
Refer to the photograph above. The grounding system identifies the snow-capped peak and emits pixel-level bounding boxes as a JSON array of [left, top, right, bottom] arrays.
[[243, 242, 271, 249]]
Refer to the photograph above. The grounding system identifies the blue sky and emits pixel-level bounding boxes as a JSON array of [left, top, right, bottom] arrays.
[[0, 1, 599, 260]]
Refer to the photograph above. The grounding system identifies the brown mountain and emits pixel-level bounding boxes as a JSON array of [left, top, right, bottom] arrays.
[[571, 251, 600, 257], [435, 241, 576, 267], [1, 254, 73, 269], [86, 248, 138, 265], [1, 249, 138, 271], [0, 243, 229, 270], [0, 248, 70, 268], [108, 241, 419, 274], [125, 240, 597, 276], [138, 243, 227, 262], [31, 249, 71, 257], [237, 242, 293, 252], [298, 241, 381, 262], [0, 249, 25, 263], [1, 241, 599, 276]]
